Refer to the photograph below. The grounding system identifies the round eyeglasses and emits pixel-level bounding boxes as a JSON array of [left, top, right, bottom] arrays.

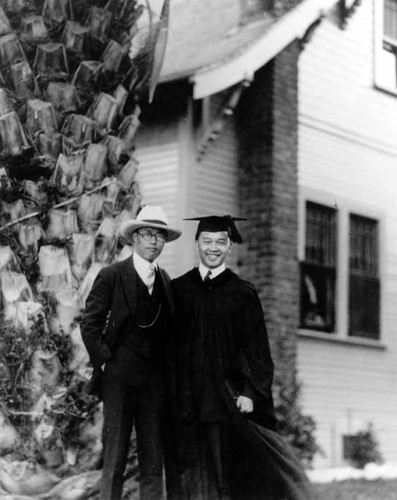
[[137, 230, 167, 242]]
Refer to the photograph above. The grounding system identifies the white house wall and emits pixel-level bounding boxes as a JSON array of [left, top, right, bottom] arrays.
[[134, 121, 182, 278], [298, 0, 397, 467], [134, 105, 239, 278], [192, 117, 239, 270]]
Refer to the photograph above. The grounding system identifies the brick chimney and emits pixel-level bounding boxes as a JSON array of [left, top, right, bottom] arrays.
[[236, 41, 300, 387]]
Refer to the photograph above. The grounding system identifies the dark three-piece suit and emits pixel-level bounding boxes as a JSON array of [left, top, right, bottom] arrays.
[[81, 256, 174, 500]]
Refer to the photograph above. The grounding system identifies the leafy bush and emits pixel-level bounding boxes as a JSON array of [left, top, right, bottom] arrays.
[[345, 423, 383, 469], [273, 378, 319, 468]]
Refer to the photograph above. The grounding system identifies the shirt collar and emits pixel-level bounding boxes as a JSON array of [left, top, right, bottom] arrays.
[[199, 263, 225, 281], [133, 252, 157, 274]]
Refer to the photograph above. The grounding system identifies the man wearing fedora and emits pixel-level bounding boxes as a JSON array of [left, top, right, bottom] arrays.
[[81, 205, 181, 500]]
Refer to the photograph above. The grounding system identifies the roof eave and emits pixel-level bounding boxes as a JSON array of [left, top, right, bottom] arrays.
[[189, 0, 339, 99]]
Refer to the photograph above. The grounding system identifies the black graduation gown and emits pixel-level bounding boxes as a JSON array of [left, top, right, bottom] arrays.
[[171, 268, 315, 500]]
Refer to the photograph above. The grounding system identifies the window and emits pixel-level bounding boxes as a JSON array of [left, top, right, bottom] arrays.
[[375, 0, 397, 91], [300, 197, 382, 342], [349, 214, 380, 339], [300, 202, 336, 332], [384, 0, 397, 41]]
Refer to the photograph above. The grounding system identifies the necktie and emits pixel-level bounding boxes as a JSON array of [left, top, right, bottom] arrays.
[[147, 264, 156, 294], [204, 270, 212, 282]]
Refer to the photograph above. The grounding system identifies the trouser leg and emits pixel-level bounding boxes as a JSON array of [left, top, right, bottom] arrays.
[[177, 423, 206, 500], [135, 373, 166, 500], [203, 423, 231, 500], [100, 374, 135, 500], [162, 409, 182, 500]]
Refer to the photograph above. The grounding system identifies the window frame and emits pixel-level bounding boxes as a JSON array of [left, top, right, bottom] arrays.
[[383, 0, 397, 48], [374, 0, 397, 95], [300, 201, 337, 333], [348, 213, 381, 339], [298, 189, 383, 345]]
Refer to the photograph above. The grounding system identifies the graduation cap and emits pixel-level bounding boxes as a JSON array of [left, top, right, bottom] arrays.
[[184, 215, 247, 244]]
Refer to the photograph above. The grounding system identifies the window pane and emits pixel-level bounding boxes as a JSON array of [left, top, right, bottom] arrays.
[[300, 264, 335, 332], [349, 214, 380, 339], [349, 275, 380, 339], [349, 215, 378, 276], [384, 0, 397, 41], [305, 202, 336, 266]]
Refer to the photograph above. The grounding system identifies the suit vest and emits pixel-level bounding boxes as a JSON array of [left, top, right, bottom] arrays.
[[119, 271, 170, 366]]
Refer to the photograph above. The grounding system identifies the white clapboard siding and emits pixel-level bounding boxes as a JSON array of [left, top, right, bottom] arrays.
[[298, 0, 397, 466], [134, 123, 181, 278], [192, 116, 239, 269], [299, 0, 397, 150]]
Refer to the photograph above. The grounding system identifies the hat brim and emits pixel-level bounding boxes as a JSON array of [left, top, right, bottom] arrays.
[[120, 220, 182, 243]]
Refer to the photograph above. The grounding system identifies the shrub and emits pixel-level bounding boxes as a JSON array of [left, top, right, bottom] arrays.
[[273, 378, 319, 468], [344, 423, 382, 469]]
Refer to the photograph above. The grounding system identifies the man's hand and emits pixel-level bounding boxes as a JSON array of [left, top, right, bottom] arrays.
[[236, 395, 253, 414]]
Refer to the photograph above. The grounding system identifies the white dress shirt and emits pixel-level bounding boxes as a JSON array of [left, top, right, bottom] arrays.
[[198, 263, 225, 281], [133, 252, 157, 292]]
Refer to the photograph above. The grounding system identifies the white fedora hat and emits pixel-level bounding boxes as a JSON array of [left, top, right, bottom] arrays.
[[120, 205, 182, 243]]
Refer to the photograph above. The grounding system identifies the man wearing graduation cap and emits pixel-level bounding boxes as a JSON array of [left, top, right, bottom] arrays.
[[81, 206, 181, 500], [171, 216, 314, 500]]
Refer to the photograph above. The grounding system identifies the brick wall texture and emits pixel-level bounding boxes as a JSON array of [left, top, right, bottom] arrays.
[[236, 41, 300, 387]]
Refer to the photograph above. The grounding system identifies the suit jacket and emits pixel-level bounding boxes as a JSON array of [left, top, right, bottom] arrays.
[[81, 255, 174, 395]]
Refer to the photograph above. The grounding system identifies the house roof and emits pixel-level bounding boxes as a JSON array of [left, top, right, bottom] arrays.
[[159, 0, 340, 98], [160, 0, 275, 83]]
